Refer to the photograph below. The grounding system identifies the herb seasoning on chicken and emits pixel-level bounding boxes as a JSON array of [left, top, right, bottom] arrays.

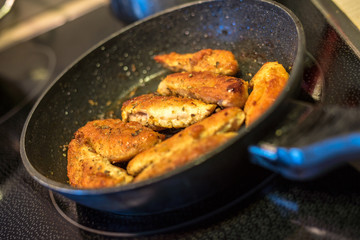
[[154, 49, 239, 76], [121, 93, 217, 131], [67, 119, 164, 188], [157, 72, 249, 108]]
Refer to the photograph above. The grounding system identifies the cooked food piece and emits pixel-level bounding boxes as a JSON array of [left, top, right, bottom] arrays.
[[134, 133, 237, 182], [69, 119, 165, 163], [127, 107, 245, 179], [121, 93, 217, 131], [157, 72, 249, 108], [67, 137, 133, 188], [244, 62, 289, 126], [67, 118, 165, 188], [154, 49, 239, 76]]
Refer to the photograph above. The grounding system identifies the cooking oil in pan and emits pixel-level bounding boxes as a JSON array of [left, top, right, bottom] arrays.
[[101, 69, 171, 119]]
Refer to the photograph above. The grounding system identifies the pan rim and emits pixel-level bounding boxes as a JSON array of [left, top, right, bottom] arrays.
[[20, 0, 306, 197]]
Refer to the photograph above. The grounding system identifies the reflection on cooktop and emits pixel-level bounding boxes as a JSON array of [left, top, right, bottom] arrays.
[[50, 173, 274, 237], [0, 0, 108, 50]]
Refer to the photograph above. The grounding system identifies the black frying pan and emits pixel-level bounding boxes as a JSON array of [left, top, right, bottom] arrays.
[[20, 0, 305, 214]]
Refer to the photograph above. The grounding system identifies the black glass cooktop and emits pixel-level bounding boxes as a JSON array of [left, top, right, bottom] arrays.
[[1, 1, 360, 239]]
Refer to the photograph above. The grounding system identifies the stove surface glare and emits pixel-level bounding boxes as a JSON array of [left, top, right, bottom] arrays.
[[0, 0, 122, 124], [0, 0, 72, 28], [0, 0, 15, 20], [49, 173, 274, 237], [0, 0, 108, 51]]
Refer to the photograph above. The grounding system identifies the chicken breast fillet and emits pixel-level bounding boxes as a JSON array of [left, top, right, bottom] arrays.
[[134, 133, 237, 182], [154, 49, 239, 76], [67, 119, 165, 188], [157, 72, 249, 108], [127, 107, 245, 181], [69, 119, 165, 163], [121, 93, 217, 131], [67, 137, 133, 188], [244, 62, 289, 126]]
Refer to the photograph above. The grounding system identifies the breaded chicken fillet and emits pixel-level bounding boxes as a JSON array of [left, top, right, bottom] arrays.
[[134, 133, 237, 182], [154, 49, 238, 76], [67, 119, 165, 188], [157, 72, 249, 108], [244, 62, 289, 126], [127, 107, 245, 181], [67, 137, 133, 188], [121, 93, 217, 131], [70, 119, 165, 163]]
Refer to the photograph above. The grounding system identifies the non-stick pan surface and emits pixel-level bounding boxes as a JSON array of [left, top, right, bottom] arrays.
[[20, 0, 305, 214]]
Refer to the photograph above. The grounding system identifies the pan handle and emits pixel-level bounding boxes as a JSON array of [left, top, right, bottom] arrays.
[[249, 133, 360, 180], [247, 99, 360, 180]]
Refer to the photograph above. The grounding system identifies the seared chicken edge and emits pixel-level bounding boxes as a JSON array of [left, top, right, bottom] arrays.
[[67, 119, 164, 188], [127, 107, 245, 180], [154, 49, 239, 76], [244, 62, 289, 126], [121, 93, 217, 131], [157, 72, 249, 108]]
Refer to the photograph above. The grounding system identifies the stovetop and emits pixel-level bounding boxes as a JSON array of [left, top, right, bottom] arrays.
[[1, 0, 360, 239]]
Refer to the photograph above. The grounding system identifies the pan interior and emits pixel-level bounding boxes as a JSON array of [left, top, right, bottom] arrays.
[[23, 0, 301, 187]]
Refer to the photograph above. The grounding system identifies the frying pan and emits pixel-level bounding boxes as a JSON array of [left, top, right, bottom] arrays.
[[20, 0, 305, 214]]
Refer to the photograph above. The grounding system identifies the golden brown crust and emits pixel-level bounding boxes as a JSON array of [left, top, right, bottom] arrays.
[[67, 136, 134, 188], [134, 133, 237, 182], [121, 93, 217, 130], [73, 119, 165, 163], [127, 107, 245, 178], [154, 49, 238, 76], [67, 119, 165, 188], [244, 62, 289, 126], [157, 72, 249, 108]]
